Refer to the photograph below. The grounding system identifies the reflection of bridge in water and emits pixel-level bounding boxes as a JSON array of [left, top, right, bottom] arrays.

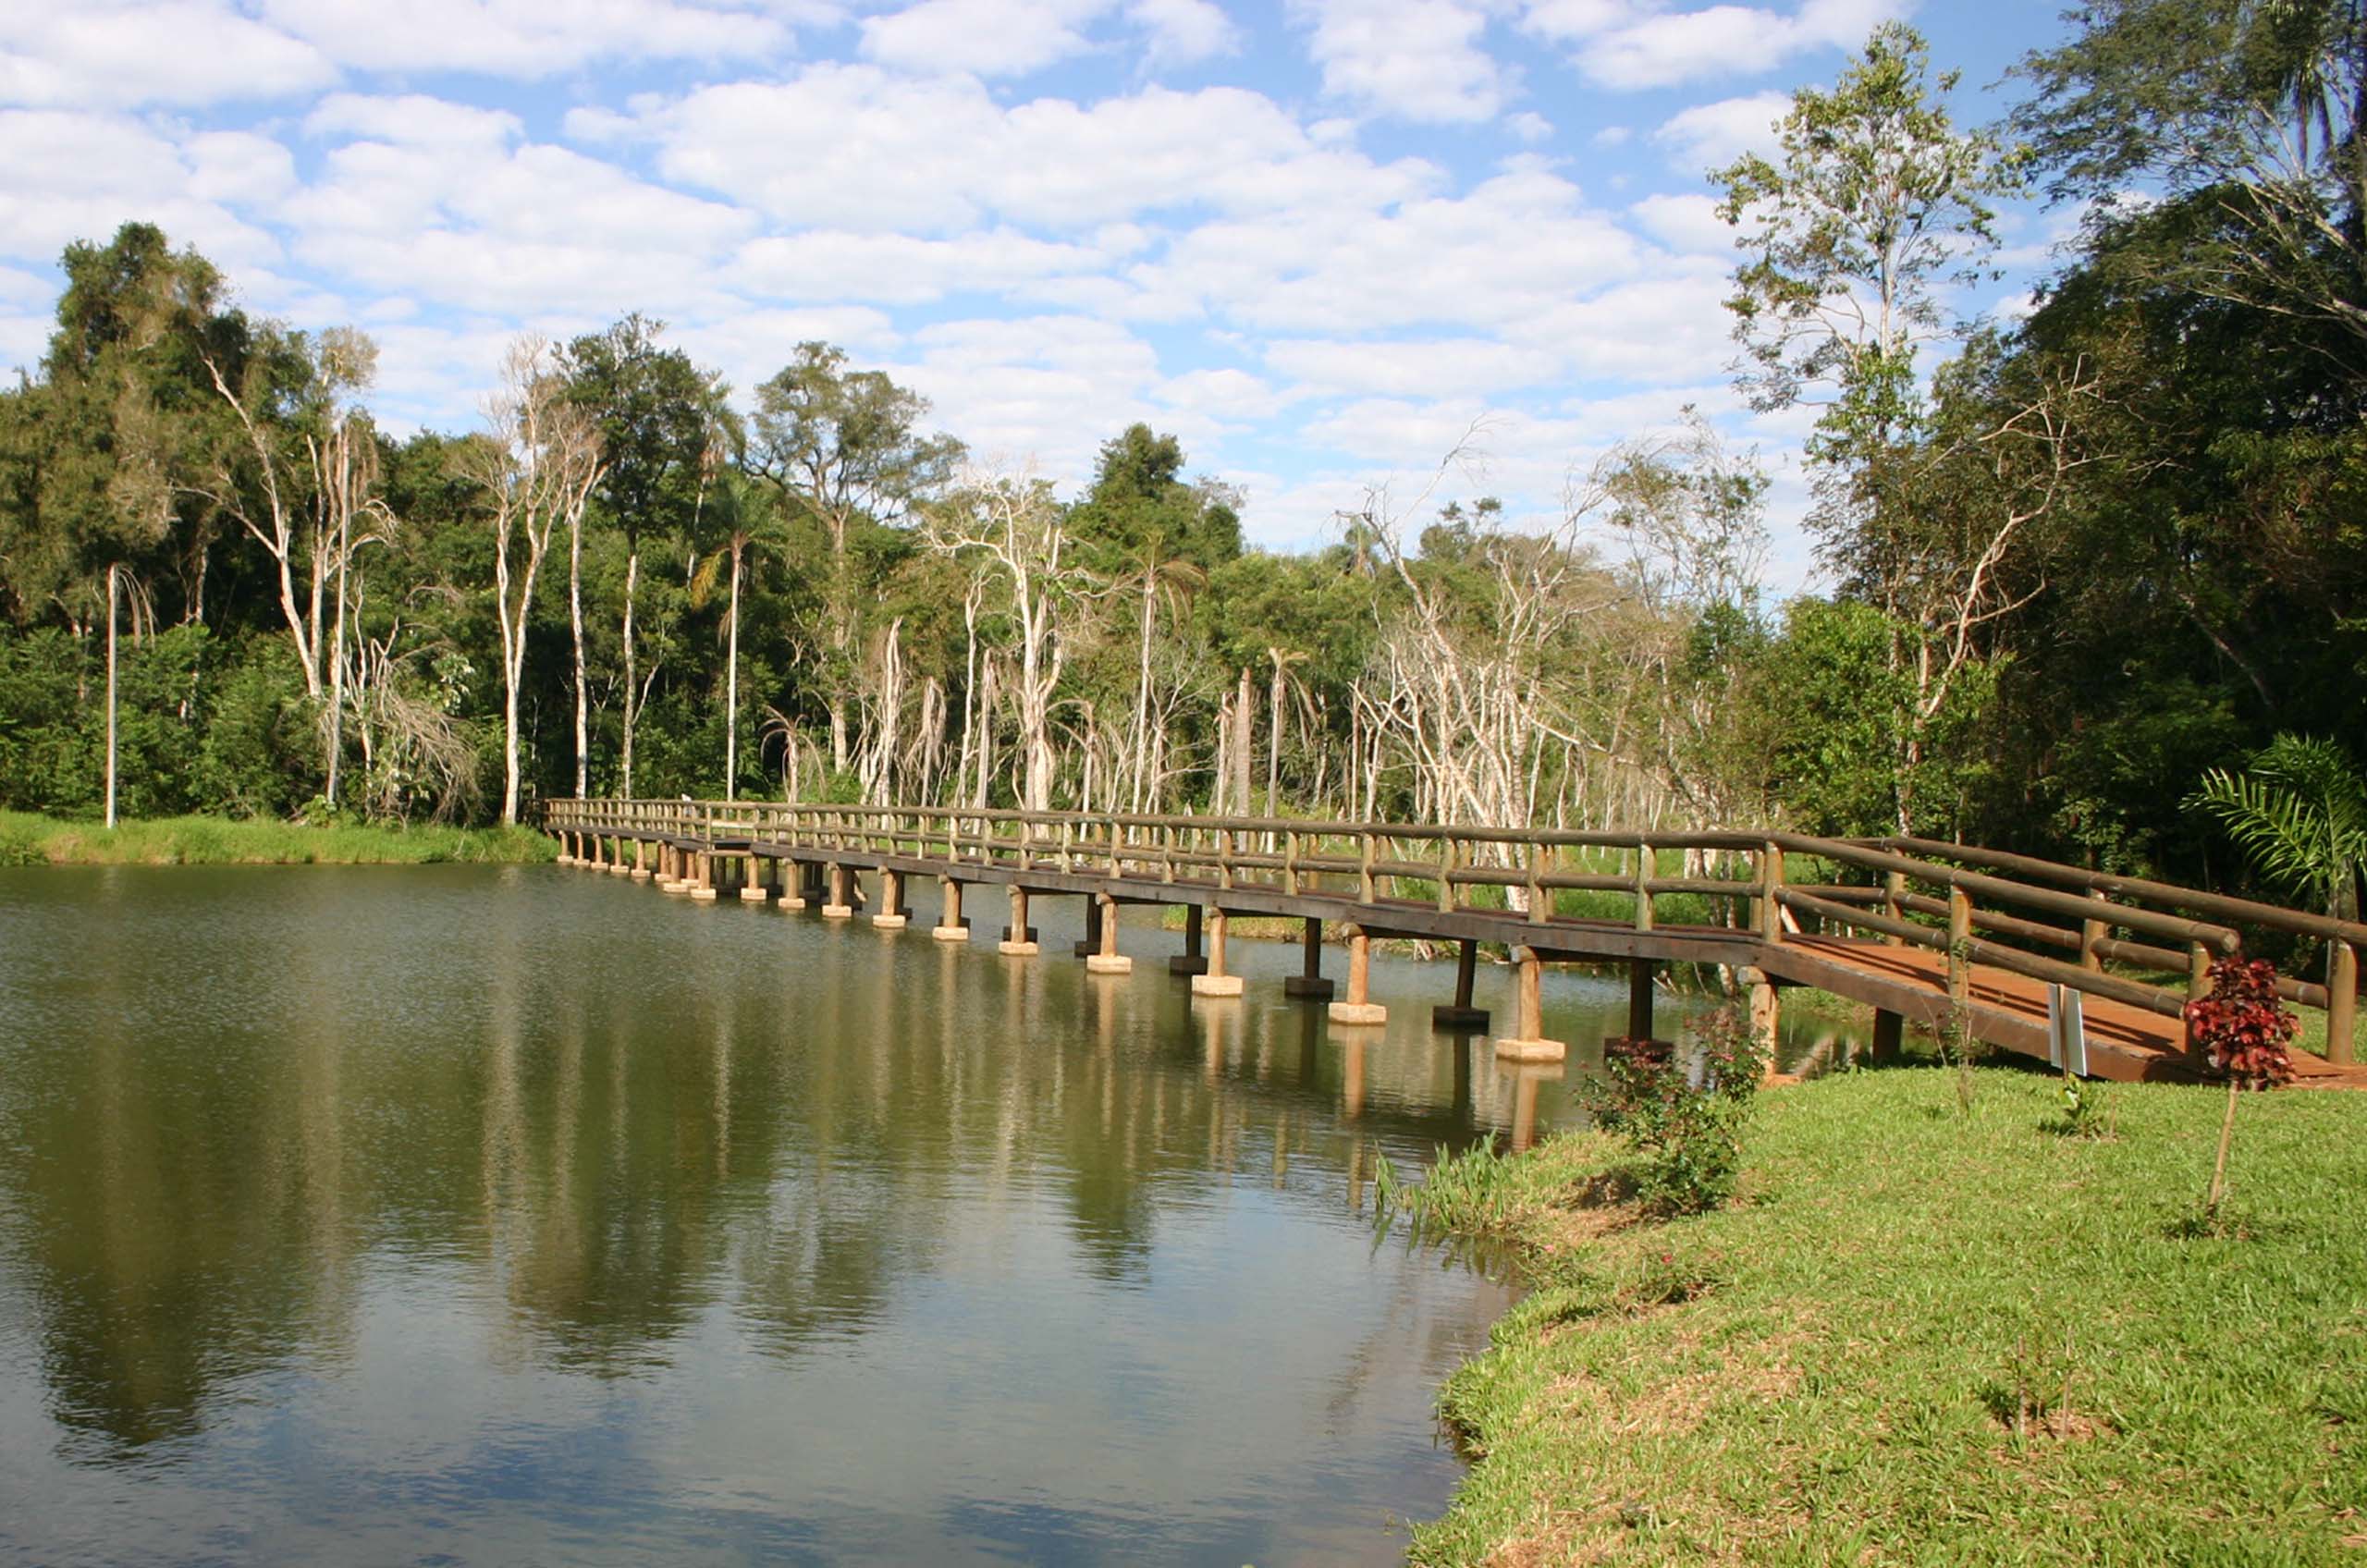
[[549, 800, 2367, 1086]]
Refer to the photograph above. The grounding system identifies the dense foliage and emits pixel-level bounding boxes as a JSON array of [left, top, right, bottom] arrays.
[[0, 1, 2360, 932], [1580, 1010, 1768, 1215]]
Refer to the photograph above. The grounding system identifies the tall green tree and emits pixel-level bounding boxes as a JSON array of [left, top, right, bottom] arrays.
[[748, 344, 960, 778], [1715, 25, 2039, 832], [2017, 0, 2367, 365], [562, 315, 731, 799]]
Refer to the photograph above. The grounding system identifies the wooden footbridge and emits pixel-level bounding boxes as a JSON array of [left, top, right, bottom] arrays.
[[543, 801, 2365, 1085]]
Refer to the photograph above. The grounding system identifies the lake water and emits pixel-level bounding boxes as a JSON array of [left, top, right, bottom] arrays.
[[0, 864, 1838, 1565]]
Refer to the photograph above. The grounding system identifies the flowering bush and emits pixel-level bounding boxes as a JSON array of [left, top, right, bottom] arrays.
[[1583, 1009, 1767, 1216], [2184, 958, 2297, 1091]]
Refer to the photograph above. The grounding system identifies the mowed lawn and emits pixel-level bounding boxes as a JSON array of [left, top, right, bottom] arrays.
[[1411, 1068, 2367, 1565]]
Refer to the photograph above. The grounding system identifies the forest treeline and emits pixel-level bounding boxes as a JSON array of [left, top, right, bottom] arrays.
[[0, 4, 2361, 909]]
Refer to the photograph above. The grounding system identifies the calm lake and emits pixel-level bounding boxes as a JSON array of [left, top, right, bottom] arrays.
[[0, 864, 1848, 1564]]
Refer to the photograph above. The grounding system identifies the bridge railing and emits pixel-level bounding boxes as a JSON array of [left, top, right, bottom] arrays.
[[540, 799, 2358, 1065]]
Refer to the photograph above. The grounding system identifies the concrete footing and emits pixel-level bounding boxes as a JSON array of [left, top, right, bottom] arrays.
[[1190, 973, 1244, 998], [1283, 975, 1335, 998], [631, 868, 652, 881], [1169, 954, 1209, 975], [607, 862, 631, 876], [690, 886, 718, 901], [932, 923, 969, 942], [821, 903, 853, 919], [661, 880, 692, 895], [1085, 954, 1133, 974], [872, 913, 908, 929], [1328, 1001, 1387, 1026], [1494, 944, 1563, 1061], [997, 939, 1040, 956], [1432, 1004, 1490, 1031], [739, 886, 769, 901]]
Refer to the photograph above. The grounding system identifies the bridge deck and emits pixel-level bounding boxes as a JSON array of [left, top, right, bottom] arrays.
[[560, 820, 2367, 1088]]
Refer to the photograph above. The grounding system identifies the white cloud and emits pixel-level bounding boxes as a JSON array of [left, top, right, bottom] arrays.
[[1507, 110, 1553, 142], [892, 314, 1175, 472], [1157, 365, 1291, 421], [730, 227, 1121, 304], [1294, 0, 1513, 125], [1653, 90, 1788, 170], [1628, 190, 1733, 252], [1539, 0, 1901, 90], [1129, 162, 1645, 333], [1266, 336, 1562, 398], [0, 110, 280, 268], [1129, 0, 1238, 65], [609, 68, 1436, 234], [306, 92, 523, 151], [859, 0, 1109, 78], [0, 2, 332, 109], [261, 0, 791, 77], [288, 96, 755, 317]]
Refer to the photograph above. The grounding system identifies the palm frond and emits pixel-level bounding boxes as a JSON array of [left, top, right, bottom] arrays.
[[2189, 735, 2367, 917]]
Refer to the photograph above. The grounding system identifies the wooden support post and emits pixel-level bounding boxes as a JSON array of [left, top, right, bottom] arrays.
[[1171, 902, 1208, 975], [1633, 843, 1654, 931], [1191, 908, 1243, 997], [1883, 871, 1907, 945], [2080, 913, 2108, 972], [1750, 975, 1782, 1075], [1432, 938, 1488, 1032], [1870, 1008, 1904, 1065], [777, 860, 808, 911], [999, 887, 1039, 956], [1086, 893, 1132, 974], [873, 868, 909, 928], [2185, 938, 2213, 1056], [1284, 916, 1334, 999], [1494, 945, 1564, 1061], [558, 831, 574, 865], [933, 876, 968, 941], [632, 839, 649, 880], [2331, 941, 2358, 1067], [821, 863, 853, 919], [691, 850, 717, 900], [1759, 839, 1784, 942], [607, 839, 631, 875], [1328, 925, 1386, 1026], [1946, 885, 1972, 1005], [739, 855, 772, 901], [1073, 893, 1102, 958], [1626, 958, 1654, 1043]]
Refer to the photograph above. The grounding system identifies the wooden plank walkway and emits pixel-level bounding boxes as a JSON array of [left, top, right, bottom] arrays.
[[546, 800, 2367, 1087]]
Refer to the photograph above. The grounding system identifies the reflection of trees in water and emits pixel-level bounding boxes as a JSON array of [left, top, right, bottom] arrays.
[[0, 882, 1569, 1459]]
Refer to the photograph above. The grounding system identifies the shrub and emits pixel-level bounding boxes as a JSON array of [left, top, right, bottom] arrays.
[[1581, 1008, 1767, 1216], [2183, 956, 2297, 1222]]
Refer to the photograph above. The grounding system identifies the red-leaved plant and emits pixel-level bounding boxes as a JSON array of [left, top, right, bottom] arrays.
[[2184, 958, 2299, 1090], [2183, 957, 2298, 1221]]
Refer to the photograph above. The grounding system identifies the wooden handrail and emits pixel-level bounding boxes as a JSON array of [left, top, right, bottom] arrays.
[[540, 796, 2360, 1067]]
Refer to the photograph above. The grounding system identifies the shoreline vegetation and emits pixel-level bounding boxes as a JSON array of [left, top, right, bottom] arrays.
[[1400, 1068, 2367, 1564], [0, 811, 556, 867]]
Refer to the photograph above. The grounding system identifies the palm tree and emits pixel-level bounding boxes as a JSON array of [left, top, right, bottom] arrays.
[[2191, 733, 2367, 991]]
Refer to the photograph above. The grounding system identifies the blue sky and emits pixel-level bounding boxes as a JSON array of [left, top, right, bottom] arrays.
[[0, 0, 2079, 585]]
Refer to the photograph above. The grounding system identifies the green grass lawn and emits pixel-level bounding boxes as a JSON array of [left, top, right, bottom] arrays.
[[0, 811, 556, 866], [1406, 1068, 2367, 1564]]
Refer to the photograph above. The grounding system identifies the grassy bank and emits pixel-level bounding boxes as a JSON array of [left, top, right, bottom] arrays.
[[0, 811, 556, 866], [1405, 1068, 2367, 1563]]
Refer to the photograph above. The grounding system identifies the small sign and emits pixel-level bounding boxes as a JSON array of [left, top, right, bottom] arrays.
[[2047, 984, 2089, 1077]]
